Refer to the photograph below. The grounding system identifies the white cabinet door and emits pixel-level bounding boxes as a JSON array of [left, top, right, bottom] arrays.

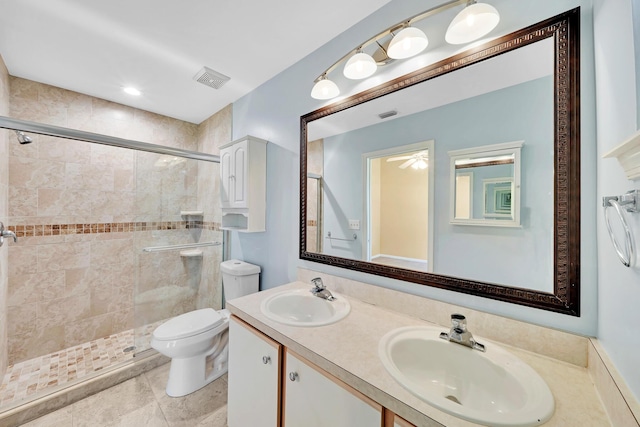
[[227, 317, 281, 427], [230, 140, 247, 208], [220, 141, 248, 209], [283, 350, 381, 427], [220, 148, 232, 208]]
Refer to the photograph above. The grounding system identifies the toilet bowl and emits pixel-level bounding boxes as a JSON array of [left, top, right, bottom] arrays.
[[151, 259, 260, 397], [151, 308, 230, 397]]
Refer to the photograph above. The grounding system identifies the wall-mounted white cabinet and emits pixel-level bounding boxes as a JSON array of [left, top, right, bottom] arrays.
[[220, 136, 267, 232]]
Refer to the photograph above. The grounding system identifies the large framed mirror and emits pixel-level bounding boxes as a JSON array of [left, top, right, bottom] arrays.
[[300, 9, 580, 316]]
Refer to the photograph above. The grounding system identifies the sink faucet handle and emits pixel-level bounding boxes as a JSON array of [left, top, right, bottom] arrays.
[[311, 277, 325, 290], [450, 313, 467, 331]]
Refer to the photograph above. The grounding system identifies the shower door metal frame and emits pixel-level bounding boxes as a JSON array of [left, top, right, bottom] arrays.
[[0, 116, 220, 163]]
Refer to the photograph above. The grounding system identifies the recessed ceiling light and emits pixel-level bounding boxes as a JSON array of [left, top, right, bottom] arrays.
[[123, 86, 141, 96]]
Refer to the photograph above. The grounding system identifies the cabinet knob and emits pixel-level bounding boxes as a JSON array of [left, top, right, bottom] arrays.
[[262, 356, 271, 364], [289, 372, 299, 382]]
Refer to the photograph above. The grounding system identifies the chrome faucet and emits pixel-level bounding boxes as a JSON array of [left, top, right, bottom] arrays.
[[439, 314, 485, 352], [310, 277, 336, 301]]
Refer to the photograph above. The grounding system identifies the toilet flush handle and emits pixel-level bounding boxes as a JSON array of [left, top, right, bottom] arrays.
[[262, 356, 271, 365]]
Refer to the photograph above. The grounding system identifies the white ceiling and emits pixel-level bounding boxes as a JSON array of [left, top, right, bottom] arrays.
[[0, 0, 391, 124]]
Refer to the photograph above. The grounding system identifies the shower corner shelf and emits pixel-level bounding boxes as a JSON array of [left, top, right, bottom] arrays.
[[180, 210, 204, 216], [604, 129, 640, 180], [180, 249, 204, 257]]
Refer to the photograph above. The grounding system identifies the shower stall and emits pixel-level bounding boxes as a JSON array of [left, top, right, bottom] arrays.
[[0, 116, 225, 414]]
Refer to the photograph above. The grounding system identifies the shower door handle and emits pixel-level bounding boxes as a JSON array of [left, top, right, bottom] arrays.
[[0, 222, 17, 247]]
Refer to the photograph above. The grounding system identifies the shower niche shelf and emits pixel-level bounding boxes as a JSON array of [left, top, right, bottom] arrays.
[[180, 210, 204, 216]]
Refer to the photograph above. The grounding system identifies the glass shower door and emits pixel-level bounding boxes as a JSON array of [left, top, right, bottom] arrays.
[[133, 152, 222, 355]]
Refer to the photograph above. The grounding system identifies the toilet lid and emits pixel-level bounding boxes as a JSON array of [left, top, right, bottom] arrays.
[[153, 308, 224, 341]]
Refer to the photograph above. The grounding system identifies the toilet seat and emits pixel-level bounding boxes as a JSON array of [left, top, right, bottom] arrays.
[[153, 308, 224, 341]]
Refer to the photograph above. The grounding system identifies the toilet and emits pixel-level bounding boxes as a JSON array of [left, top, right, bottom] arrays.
[[151, 259, 260, 397]]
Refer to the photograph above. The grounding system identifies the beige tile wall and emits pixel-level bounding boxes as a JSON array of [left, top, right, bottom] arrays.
[[195, 105, 231, 312], [0, 55, 10, 378], [6, 77, 228, 363]]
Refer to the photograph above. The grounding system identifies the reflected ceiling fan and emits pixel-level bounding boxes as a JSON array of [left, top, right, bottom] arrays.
[[386, 151, 429, 169]]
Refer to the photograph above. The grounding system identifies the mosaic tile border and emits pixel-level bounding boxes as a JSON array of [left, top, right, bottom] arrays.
[[9, 221, 221, 238], [0, 329, 135, 408]]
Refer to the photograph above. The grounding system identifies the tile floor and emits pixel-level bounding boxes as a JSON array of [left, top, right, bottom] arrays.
[[20, 362, 228, 427]]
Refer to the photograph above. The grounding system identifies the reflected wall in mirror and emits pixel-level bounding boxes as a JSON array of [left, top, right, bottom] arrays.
[[449, 141, 523, 227], [300, 9, 580, 315]]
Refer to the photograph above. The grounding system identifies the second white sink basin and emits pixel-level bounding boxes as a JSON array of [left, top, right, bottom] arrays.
[[379, 326, 554, 427], [260, 288, 350, 327]]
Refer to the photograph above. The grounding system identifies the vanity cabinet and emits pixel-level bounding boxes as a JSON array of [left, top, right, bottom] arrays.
[[393, 415, 416, 427], [228, 316, 382, 427], [219, 135, 267, 232], [284, 349, 382, 427], [227, 316, 282, 427]]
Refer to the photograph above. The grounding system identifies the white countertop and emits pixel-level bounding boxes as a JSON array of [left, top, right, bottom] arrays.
[[227, 281, 611, 427]]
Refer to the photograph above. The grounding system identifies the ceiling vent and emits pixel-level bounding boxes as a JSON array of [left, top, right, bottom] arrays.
[[193, 66, 230, 90], [378, 110, 398, 119]]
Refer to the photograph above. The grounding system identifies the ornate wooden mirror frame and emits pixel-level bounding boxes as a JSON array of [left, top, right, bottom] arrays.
[[300, 9, 580, 316]]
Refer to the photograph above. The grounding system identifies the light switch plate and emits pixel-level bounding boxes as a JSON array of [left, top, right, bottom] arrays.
[[348, 220, 360, 230]]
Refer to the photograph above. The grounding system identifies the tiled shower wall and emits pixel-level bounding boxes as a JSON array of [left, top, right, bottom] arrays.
[[6, 77, 230, 364], [0, 55, 10, 378], [195, 105, 232, 311]]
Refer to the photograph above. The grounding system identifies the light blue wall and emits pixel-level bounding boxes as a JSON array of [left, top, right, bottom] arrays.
[[594, 0, 640, 400], [231, 0, 597, 338], [321, 78, 554, 290]]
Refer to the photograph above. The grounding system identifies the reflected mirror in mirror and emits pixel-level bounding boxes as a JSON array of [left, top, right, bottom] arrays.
[[300, 10, 580, 315], [449, 141, 523, 227]]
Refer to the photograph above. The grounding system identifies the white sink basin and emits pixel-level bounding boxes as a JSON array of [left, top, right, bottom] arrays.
[[379, 326, 554, 427], [260, 289, 350, 327]]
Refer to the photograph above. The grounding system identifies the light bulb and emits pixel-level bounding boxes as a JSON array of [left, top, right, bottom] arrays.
[[123, 86, 141, 96]]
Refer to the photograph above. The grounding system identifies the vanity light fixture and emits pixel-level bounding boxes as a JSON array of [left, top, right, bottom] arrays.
[[343, 49, 377, 79], [311, 75, 340, 99], [445, 0, 500, 44], [310, 0, 500, 100], [387, 26, 429, 59]]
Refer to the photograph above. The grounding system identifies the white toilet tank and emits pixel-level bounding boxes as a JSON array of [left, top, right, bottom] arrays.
[[221, 259, 261, 302]]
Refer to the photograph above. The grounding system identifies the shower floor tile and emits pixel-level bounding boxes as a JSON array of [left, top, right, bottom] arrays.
[[0, 329, 135, 408]]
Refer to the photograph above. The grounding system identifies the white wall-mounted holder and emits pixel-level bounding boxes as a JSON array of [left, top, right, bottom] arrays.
[[180, 249, 204, 258], [603, 129, 640, 180], [602, 190, 639, 267]]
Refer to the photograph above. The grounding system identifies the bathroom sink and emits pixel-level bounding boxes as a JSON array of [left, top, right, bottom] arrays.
[[379, 326, 554, 427], [260, 289, 350, 327]]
